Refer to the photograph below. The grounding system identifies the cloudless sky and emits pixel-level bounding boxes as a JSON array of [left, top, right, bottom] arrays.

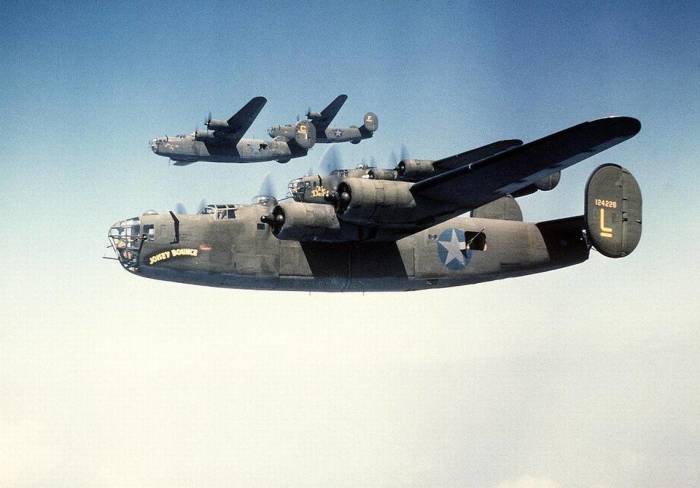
[[2, 2, 699, 487]]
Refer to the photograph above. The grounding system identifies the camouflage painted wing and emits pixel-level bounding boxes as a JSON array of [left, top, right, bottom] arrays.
[[411, 117, 641, 208], [432, 139, 523, 172], [225, 96, 267, 143], [312, 94, 348, 133]]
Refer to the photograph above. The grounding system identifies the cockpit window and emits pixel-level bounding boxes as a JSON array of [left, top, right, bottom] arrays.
[[205, 204, 237, 220], [143, 224, 155, 241]]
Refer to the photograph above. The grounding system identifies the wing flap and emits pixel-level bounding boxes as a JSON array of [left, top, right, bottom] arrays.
[[411, 117, 641, 208]]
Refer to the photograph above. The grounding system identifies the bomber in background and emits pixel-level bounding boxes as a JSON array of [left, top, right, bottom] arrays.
[[150, 97, 315, 165], [268, 94, 378, 145], [114, 116, 642, 292]]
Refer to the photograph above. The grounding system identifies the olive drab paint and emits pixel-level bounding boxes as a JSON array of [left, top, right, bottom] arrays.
[[112, 116, 643, 292], [585, 164, 643, 258]]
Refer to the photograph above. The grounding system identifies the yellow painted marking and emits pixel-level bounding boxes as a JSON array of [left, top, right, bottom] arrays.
[[148, 248, 198, 265], [599, 208, 613, 238], [594, 198, 617, 208], [310, 186, 329, 198]]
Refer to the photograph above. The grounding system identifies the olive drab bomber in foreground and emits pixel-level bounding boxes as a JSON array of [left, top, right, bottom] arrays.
[[112, 116, 642, 292]]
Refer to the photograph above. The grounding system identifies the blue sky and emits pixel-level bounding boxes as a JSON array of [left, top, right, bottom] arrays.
[[2, 2, 699, 487]]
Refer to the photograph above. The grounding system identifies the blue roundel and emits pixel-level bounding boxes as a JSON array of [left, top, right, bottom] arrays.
[[437, 228, 472, 270]]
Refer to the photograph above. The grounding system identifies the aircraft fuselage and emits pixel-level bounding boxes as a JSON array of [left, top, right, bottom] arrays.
[[268, 125, 372, 144], [150, 135, 298, 163], [109, 204, 589, 292]]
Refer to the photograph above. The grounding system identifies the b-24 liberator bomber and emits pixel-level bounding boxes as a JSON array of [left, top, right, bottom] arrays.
[[268, 94, 378, 145], [112, 116, 642, 292], [150, 96, 316, 165]]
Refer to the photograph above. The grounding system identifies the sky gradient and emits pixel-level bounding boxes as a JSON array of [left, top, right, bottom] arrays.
[[2, 1, 699, 487]]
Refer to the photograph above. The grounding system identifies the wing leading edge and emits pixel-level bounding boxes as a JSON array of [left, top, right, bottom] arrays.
[[411, 116, 641, 209]]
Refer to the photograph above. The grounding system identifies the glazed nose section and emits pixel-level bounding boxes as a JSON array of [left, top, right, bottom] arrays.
[[150, 138, 160, 153], [108, 217, 142, 271]]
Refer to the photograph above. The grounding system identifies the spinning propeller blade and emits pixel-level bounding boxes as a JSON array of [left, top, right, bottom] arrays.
[[319, 145, 343, 175]]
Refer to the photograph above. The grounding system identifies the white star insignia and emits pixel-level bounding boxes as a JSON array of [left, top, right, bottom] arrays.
[[439, 229, 464, 266]]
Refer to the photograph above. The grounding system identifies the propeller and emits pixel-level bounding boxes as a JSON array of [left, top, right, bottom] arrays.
[[389, 150, 398, 168], [333, 182, 352, 213], [260, 206, 286, 231], [319, 145, 343, 175], [205, 111, 212, 127], [400, 144, 410, 161], [174, 203, 187, 215], [258, 173, 276, 197], [197, 198, 208, 213]]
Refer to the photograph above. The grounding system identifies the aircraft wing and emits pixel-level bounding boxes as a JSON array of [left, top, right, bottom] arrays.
[[313, 94, 348, 133], [432, 139, 523, 172], [225, 96, 267, 142], [411, 117, 641, 208]]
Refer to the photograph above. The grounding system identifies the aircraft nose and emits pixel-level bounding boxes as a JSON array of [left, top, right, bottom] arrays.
[[150, 138, 159, 153], [108, 217, 142, 271]]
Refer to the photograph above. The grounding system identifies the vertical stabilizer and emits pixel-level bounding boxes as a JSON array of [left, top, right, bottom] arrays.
[[585, 164, 642, 258]]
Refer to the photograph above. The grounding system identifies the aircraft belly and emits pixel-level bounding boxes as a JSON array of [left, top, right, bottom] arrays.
[[133, 213, 583, 292]]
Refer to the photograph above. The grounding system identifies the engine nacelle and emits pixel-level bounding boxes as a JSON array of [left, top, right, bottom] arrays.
[[206, 119, 229, 131], [367, 168, 398, 181], [264, 200, 343, 241], [511, 171, 562, 198], [396, 159, 435, 179], [293, 120, 316, 150], [362, 112, 378, 132], [335, 178, 416, 223], [268, 124, 295, 140], [194, 129, 217, 142], [535, 171, 561, 191]]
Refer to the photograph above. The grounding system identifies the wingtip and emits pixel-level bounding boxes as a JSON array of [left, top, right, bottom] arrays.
[[621, 116, 642, 136], [610, 115, 641, 135], [591, 116, 641, 139]]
